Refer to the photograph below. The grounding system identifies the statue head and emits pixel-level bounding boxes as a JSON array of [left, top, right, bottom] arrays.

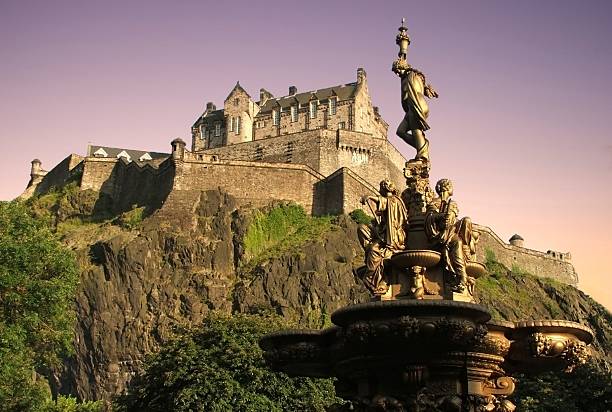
[[435, 179, 453, 200], [379, 179, 399, 196]]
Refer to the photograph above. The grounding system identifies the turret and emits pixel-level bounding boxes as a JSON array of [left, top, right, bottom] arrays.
[[27, 158, 46, 188], [509, 234, 524, 247], [171, 138, 186, 161]]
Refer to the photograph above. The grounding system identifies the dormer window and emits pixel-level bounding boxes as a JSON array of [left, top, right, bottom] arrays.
[[329, 97, 337, 115], [309, 101, 317, 119], [273, 109, 280, 126]]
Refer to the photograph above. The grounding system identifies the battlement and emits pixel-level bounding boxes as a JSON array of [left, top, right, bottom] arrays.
[[474, 224, 578, 284]]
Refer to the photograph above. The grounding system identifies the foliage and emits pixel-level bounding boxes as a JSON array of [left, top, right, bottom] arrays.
[[117, 206, 145, 230], [348, 208, 372, 225], [0, 201, 81, 411], [512, 364, 612, 411], [242, 203, 333, 268], [41, 396, 103, 412], [26, 182, 81, 223], [483, 248, 507, 279], [114, 313, 339, 412]]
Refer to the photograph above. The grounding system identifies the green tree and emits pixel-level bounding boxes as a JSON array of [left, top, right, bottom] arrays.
[[512, 364, 612, 411], [0, 201, 81, 411], [114, 313, 339, 412]]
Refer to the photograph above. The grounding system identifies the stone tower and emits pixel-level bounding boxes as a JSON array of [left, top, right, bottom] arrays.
[[223, 82, 259, 145]]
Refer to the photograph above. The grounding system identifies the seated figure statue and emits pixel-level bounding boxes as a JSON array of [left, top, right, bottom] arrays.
[[425, 179, 478, 293], [358, 180, 408, 295]]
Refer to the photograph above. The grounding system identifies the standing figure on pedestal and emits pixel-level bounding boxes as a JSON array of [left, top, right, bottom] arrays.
[[358, 180, 408, 295], [393, 59, 438, 162], [392, 21, 438, 162], [425, 179, 477, 293]]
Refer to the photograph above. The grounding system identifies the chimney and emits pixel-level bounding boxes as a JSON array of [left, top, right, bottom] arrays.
[[206, 102, 216, 112], [260, 88, 274, 105], [289, 86, 297, 96]]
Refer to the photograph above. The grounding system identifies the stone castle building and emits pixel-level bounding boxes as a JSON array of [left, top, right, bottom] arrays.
[[19, 68, 578, 285]]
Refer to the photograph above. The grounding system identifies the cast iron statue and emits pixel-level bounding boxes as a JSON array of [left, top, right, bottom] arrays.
[[358, 179, 408, 295], [392, 21, 438, 162], [425, 179, 478, 293]]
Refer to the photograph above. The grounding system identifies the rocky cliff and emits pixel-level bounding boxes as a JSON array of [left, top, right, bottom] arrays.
[[29, 187, 610, 402]]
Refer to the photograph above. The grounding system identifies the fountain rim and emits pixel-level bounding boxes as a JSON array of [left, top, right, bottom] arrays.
[[331, 299, 491, 326]]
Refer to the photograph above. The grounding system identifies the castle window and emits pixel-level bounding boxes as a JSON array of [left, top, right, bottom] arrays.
[[291, 105, 298, 122], [235, 116, 241, 134], [215, 123, 221, 136], [309, 101, 317, 119], [273, 109, 280, 126], [229, 117, 234, 132], [234, 98, 239, 106], [329, 97, 337, 115], [338, 122, 346, 130], [285, 142, 294, 162]]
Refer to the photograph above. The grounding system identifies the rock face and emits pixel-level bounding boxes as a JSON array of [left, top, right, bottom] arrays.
[[51, 189, 369, 400], [46, 188, 610, 401]]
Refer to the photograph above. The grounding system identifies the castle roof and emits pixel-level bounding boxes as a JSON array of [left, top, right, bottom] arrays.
[[225, 81, 251, 101], [88, 145, 169, 162], [257, 82, 358, 114], [200, 109, 224, 121], [509, 234, 524, 241]]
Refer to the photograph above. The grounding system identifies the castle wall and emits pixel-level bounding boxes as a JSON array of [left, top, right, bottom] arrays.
[[474, 224, 578, 285], [34, 154, 84, 194], [321, 168, 378, 215], [81, 158, 119, 194], [200, 129, 407, 195], [173, 159, 324, 214], [79, 157, 174, 214], [108, 161, 175, 213], [201, 130, 323, 171]]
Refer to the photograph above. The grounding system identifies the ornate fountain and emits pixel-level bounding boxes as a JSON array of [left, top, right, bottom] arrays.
[[259, 21, 592, 411]]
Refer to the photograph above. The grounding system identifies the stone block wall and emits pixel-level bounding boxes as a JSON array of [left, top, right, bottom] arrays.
[[33, 154, 84, 194], [474, 224, 578, 285], [321, 168, 378, 216], [200, 129, 407, 194], [202, 130, 323, 171], [173, 159, 324, 215]]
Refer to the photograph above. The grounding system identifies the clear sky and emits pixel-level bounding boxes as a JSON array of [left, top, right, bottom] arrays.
[[1, 0, 611, 309]]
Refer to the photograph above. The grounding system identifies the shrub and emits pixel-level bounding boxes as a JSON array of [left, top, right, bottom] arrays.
[[349, 208, 372, 225]]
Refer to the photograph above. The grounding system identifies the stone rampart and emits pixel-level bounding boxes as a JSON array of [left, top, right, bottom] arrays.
[[34, 154, 84, 194], [474, 224, 578, 285], [173, 158, 326, 215], [200, 129, 406, 193]]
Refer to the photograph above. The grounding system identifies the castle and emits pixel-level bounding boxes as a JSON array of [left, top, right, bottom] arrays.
[[19, 68, 578, 285]]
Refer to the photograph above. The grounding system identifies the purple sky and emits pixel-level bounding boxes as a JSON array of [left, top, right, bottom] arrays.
[[1, 0, 611, 309]]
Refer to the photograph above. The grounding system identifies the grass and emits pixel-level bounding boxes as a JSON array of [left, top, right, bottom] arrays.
[[241, 203, 334, 270], [349, 209, 372, 225], [118, 206, 145, 229]]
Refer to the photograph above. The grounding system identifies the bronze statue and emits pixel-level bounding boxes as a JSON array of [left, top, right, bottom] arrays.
[[358, 180, 408, 295], [392, 22, 438, 162], [425, 179, 478, 293]]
